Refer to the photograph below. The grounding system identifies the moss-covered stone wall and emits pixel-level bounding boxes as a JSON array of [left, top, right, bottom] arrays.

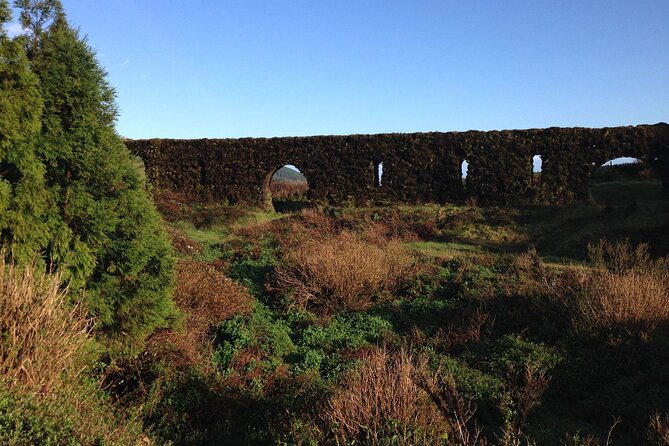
[[126, 123, 669, 208]]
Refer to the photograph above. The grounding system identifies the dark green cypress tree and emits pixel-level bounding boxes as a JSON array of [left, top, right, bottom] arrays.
[[15, 1, 177, 347], [0, 1, 51, 265]]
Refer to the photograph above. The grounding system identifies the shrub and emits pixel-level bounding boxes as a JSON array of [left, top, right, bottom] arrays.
[[273, 231, 417, 314], [147, 259, 251, 368], [578, 270, 669, 332], [648, 413, 669, 446], [214, 303, 296, 392], [576, 240, 669, 333], [587, 239, 668, 277], [320, 347, 449, 445], [295, 312, 394, 379], [0, 256, 90, 394], [4, 2, 178, 348], [0, 255, 146, 445]]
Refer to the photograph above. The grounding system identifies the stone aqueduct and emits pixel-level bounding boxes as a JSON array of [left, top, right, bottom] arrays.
[[126, 123, 669, 209]]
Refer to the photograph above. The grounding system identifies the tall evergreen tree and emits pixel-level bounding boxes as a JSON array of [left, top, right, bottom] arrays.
[[0, 1, 51, 265], [13, 0, 177, 346]]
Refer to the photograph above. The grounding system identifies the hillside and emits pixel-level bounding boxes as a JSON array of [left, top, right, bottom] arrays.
[[272, 165, 307, 182], [133, 174, 669, 445]]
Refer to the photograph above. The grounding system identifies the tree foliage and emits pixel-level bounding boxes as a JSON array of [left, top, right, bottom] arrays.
[[1, 0, 177, 347], [0, 1, 50, 265]]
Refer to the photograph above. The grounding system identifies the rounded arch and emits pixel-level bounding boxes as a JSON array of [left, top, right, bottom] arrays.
[[588, 156, 662, 205], [461, 160, 469, 185], [263, 164, 310, 212], [532, 154, 542, 186]]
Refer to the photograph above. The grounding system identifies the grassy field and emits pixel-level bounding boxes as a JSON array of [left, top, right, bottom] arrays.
[[98, 176, 669, 445]]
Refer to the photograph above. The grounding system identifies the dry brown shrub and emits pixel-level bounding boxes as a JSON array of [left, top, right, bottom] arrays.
[[433, 309, 492, 352], [152, 189, 194, 222], [264, 208, 338, 253], [300, 207, 337, 234], [579, 270, 669, 331], [529, 241, 669, 335], [648, 412, 669, 445], [577, 240, 669, 333], [273, 230, 417, 314], [588, 239, 667, 276], [270, 179, 309, 199], [148, 259, 251, 368], [321, 347, 449, 445], [413, 356, 487, 446], [498, 364, 551, 445], [0, 257, 91, 394]]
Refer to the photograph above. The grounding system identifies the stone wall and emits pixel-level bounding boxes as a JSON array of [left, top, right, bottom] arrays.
[[126, 123, 669, 208]]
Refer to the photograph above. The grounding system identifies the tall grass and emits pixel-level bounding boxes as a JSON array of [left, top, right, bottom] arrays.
[[273, 230, 416, 314], [532, 240, 669, 335], [577, 240, 669, 333], [270, 179, 309, 199], [321, 347, 448, 445], [0, 256, 91, 394], [0, 256, 151, 445]]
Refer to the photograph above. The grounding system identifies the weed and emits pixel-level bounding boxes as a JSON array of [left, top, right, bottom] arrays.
[[273, 230, 417, 314], [147, 259, 252, 369], [294, 312, 394, 379], [0, 257, 91, 394], [414, 356, 487, 446], [572, 240, 669, 335], [321, 347, 449, 445], [648, 412, 669, 445], [214, 303, 296, 389]]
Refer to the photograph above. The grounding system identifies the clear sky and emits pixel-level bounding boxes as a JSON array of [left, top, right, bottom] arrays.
[[10, 0, 669, 138]]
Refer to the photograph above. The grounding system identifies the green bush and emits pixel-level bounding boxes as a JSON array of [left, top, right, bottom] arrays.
[[1, 2, 177, 347], [0, 384, 146, 446], [0, 390, 79, 446], [0, 3, 50, 267], [294, 312, 394, 379], [214, 303, 296, 385]]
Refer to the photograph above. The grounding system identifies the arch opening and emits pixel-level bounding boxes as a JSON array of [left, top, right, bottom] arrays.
[[589, 157, 662, 206], [266, 165, 310, 212], [532, 155, 542, 186], [374, 161, 384, 188], [461, 160, 469, 185]]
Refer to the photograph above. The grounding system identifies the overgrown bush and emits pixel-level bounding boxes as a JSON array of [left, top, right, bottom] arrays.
[[273, 230, 417, 314], [576, 240, 669, 334], [0, 1, 177, 348], [320, 347, 449, 445], [0, 255, 147, 445], [147, 259, 252, 368], [0, 256, 90, 393]]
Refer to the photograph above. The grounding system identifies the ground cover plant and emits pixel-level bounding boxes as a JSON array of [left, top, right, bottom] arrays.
[[104, 165, 668, 445]]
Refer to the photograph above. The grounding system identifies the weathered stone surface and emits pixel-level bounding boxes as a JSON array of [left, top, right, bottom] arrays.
[[126, 123, 669, 208]]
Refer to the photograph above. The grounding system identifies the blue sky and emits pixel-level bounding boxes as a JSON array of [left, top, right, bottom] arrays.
[[9, 1, 669, 139]]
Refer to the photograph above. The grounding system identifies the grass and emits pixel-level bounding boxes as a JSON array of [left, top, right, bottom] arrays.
[[409, 240, 486, 257], [273, 230, 417, 314], [320, 347, 449, 445], [0, 257, 147, 445], [0, 257, 90, 394], [84, 178, 669, 445]]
